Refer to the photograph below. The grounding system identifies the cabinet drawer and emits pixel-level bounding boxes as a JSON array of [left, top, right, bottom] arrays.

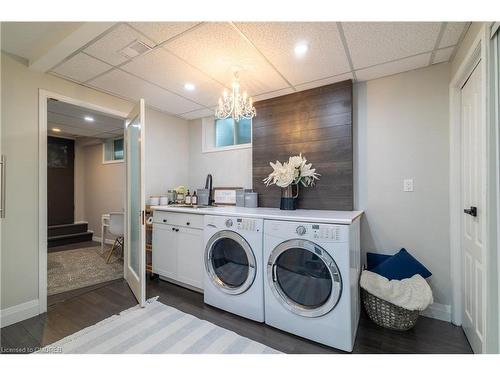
[[153, 211, 203, 229]]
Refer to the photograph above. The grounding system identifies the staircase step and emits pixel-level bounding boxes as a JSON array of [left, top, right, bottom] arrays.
[[48, 222, 88, 237], [48, 231, 93, 248]]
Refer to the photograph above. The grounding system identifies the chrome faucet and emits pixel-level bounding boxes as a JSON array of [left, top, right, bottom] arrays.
[[205, 174, 213, 206]]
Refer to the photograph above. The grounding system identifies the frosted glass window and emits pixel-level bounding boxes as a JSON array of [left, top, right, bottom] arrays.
[[103, 137, 124, 163], [215, 118, 251, 148]]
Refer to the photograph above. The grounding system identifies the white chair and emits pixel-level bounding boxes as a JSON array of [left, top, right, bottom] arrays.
[[106, 212, 124, 264]]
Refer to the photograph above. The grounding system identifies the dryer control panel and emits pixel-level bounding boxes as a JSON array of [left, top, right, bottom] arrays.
[[265, 220, 348, 242]]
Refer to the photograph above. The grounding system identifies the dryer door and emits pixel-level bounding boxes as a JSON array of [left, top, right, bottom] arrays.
[[205, 230, 256, 295], [267, 239, 342, 317]]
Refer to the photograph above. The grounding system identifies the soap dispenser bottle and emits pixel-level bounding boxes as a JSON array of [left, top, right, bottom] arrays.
[[185, 190, 192, 205], [192, 191, 198, 205]]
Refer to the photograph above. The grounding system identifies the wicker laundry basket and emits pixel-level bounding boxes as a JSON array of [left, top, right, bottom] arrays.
[[361, 288, 420, 331]]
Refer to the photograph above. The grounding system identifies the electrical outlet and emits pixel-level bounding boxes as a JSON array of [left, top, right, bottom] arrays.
[[403, 178, 414, 192]]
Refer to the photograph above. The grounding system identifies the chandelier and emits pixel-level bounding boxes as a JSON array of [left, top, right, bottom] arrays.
[[215, 71, 256, 121]]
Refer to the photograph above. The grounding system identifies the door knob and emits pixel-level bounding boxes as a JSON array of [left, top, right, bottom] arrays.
[[464, 206, 477, 217]]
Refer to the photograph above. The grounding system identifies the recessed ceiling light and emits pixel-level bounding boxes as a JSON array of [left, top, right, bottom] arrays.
[[184, 83, 196, 91], [52, 128, 61, 132], [84, 116, 95, 122], [294, 43, 309, 57]]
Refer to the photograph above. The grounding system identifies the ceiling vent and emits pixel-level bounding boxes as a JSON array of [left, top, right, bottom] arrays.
[[118, 40, 153, 59]]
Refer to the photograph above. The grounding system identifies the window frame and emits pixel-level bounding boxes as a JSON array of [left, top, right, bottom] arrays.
[[102, 136, 125, 164], [202, 116, 252, 154]]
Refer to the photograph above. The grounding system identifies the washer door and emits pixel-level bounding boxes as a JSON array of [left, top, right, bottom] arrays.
[[205, 230, 256, 295], [267, 239, 342, 317]]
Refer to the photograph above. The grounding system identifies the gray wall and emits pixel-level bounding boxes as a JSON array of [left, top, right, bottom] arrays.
[[1, 52, 133, 311], [187, 119, 252, 191], [145, 108, 190, 197], [82, 143, 125, 235], [187, 63, 452, 307], [354, 63, 451, 306]]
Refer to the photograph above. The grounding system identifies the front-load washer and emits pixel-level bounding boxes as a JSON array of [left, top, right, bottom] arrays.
[[263, 219, 361, 352], [203, 215, 264, 322]]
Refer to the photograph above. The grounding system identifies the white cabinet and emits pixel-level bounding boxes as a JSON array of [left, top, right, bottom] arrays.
[[152, 211, 204, 291], [176, 227, 204, 289], [152, 223, 178, 280]]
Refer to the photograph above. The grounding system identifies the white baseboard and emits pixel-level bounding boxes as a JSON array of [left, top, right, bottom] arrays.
[[92, 236, 115, 245], [421, 302, 451, 322], [0, 299, 40, 328]]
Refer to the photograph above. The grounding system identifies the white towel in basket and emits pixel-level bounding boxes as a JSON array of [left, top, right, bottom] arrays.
[[360, 270, 433, 311]]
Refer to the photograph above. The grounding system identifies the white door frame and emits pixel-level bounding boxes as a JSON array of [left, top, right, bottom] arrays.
[[38, 89, 128, 314], [449, 24, 497, 353]]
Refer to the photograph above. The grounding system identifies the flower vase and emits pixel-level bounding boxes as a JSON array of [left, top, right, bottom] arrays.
[[280, 184, 299, 210]]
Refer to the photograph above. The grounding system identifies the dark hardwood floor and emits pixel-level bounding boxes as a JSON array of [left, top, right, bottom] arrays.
[[1, 278, 472, 354]]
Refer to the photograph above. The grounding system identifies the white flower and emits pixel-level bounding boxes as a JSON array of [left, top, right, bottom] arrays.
[[263, 154, 320, 188], [288, 154, 306, 169], [274, 163, 295, 187]]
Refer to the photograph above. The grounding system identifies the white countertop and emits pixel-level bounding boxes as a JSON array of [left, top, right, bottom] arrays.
[[151, 205, 363, 225]]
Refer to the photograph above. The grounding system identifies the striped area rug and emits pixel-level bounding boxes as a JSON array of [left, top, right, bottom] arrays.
[[40, 298, 281, 354]]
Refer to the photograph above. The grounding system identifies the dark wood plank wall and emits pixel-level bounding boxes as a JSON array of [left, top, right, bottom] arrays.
[[252, 80, 353, 210]]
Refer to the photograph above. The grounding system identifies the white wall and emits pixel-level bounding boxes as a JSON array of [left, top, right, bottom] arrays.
[[0, 52, 133, 313], [354, 63, 451, 308], [145, 108, 190, 197], [82, 143, 125, 235], [187, 118, 252, 191]]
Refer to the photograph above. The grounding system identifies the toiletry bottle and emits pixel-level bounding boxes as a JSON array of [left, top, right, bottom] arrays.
[[192, 191, 198, 205], [185, 190, 192, 205]]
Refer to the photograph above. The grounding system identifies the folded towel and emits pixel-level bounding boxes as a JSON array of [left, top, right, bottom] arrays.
[[360, 270, 433, 311]]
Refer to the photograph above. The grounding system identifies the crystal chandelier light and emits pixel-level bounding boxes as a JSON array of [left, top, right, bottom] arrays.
[[215, 71, 256, 121]]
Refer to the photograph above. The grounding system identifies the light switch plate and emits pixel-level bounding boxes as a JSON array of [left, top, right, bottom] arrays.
[[403, 178, 414, 192]]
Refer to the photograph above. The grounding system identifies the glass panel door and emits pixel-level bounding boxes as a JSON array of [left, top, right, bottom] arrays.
[[124, 99, 146, 307], [211, 237, 249, 287], [275, 247, 333, 308], [268, 239, 342, 317], [205, 230, 256, 294]]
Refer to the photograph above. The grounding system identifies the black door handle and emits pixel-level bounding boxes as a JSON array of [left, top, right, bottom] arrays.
[[464, 206, 477, 217]]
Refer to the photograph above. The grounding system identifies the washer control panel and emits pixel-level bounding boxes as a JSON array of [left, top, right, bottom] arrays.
[[312, 224, 341, 241], [236, 218, 258, 232]]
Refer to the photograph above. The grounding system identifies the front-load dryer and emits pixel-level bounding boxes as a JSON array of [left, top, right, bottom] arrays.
[[203, 215, 264, 322], [263, 219, 361, 352]]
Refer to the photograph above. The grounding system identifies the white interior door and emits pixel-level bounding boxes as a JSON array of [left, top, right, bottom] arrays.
[[125, 99, 146, 307], [461, 61, 486, 353]]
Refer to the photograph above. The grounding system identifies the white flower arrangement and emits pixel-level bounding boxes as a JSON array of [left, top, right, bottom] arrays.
[[263, 154, 320, 188]]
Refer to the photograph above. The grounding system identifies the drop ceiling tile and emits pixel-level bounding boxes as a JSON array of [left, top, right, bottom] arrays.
[[122, 47, 225, 107], [128, 22, 199, 44], [94, 132, 123, 139], [84, 23, 155, 66], [47, 123, 100, 137], [48, 111, 119, 132], [294, 72, 353, 92], [439, 22, 468, 48], [253, 87, 295, 102], [51, 53, 112, 82], [47, 100, 123, 131], [355, 53, 431, 82], [88, 69, 202, 114], [180, 108, 216, 120], [433, 47, 454, 64], [165, 22, 289, 96], [342, 22, 441, 69], [235, 22, 350, 86]]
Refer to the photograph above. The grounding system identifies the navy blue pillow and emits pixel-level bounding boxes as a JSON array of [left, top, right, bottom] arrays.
[[371, 248, 432, 280], [366, 252, 392, 271]]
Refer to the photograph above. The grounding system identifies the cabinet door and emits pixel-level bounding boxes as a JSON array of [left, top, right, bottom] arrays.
[[176, 227, 204, 290], [152, 224, 178, 279]]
